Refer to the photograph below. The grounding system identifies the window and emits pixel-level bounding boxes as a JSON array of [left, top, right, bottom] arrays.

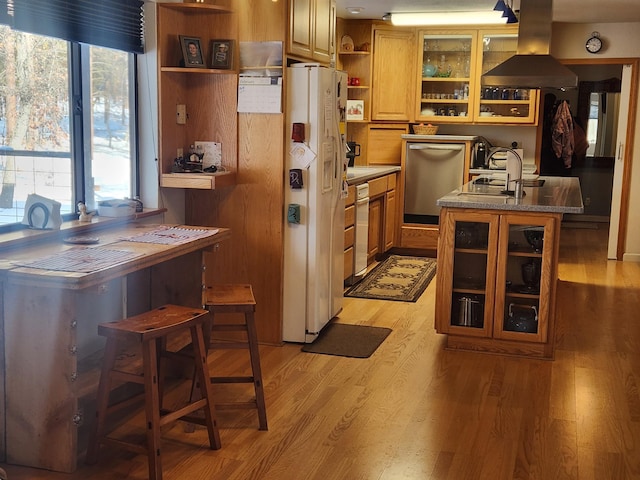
[[0, 26, 137, 228]]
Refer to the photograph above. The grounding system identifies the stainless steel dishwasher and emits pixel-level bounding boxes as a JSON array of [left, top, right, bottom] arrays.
[[404, 142, 466, 224]]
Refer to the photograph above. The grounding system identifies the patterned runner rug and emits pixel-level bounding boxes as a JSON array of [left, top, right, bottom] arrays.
[[345, 255, 437, 302]]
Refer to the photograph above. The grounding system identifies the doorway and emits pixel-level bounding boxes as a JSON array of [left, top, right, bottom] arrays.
[[540, 64, 622, 222], [541, 59, 637, 260]]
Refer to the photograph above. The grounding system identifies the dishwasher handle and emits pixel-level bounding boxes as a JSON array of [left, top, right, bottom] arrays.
[[408, 143, 464, 152]]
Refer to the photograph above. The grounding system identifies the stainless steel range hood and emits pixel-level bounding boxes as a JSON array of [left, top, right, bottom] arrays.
[[482, 0, 578, 89]]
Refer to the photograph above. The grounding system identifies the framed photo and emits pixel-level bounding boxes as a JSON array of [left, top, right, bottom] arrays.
[[346, 100, 364, 121], [179, 35, 204, 67], [210, 39, 233, 70]]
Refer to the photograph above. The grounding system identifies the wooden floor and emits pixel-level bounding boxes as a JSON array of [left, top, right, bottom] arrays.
[[3, 224, 640, 479]]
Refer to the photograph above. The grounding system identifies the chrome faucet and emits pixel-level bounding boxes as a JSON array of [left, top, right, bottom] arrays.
[[486, 147, 524, 199]]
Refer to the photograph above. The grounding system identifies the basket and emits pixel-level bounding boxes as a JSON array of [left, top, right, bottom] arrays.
[[413, 124, 439, 135]]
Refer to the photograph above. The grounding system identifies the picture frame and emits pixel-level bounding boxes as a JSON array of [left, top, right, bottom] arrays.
[[346, 100, 364, 121], [210, 39, 233, 70], [179, 35, 205, 68]]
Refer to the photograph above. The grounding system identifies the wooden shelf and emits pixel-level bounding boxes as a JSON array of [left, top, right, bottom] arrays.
[[160, 171, 236, 190], [339, 50, 370, 55], [422, 76, 471, 82]]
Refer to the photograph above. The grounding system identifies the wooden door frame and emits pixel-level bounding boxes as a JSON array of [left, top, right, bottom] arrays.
[[559, 58, 638, 260]]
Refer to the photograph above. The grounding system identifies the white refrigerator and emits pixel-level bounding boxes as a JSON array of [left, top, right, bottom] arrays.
[[283, 64, 348, 343]]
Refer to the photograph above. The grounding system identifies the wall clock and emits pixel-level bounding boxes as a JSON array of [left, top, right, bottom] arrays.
[[585, 32, 603, 54]]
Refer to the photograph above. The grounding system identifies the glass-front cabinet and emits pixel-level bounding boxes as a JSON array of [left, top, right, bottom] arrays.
[[436, 208, 559, 358], [493, 214, 556, 343], [476, 30, 539, 124], [417, 32, 475, 123], [440, 211, 499, 337], [415, 27, 539, 125]]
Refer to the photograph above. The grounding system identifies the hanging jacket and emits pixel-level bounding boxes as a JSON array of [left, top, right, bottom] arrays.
[[551, 100, 574, 168]]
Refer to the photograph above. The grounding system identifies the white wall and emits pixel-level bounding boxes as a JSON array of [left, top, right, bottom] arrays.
[[552, 22, 640, 261]]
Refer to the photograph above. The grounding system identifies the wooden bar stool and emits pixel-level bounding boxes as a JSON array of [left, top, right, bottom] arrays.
[[203, 284, 268, 431], [85, 305, 221, 480]]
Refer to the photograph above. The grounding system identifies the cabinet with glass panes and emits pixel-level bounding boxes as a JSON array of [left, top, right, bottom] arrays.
[[475, 29, 539, 124], [416, 32, 475, 123], [435, 208, 561, 358]]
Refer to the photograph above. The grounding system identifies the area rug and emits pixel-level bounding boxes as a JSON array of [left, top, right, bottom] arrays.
[[301, 323, 392, 358], [345, 255, 436, 302]]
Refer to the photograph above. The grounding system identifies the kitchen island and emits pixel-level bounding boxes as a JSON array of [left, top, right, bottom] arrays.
[[434, 176, 583, 359]]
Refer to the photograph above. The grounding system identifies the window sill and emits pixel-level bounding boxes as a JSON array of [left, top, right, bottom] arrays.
[[0, 208, 167, 253]]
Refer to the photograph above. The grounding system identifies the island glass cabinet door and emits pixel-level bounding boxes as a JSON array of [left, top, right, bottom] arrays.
[[435, 210, 499, 337], [493, 214, 557, 343]]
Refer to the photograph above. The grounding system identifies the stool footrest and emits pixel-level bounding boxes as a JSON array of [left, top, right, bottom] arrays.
[[110, 369, 144, 385], [211, 376, 254, 384], [216, 401, 258, 410], [210, 342, 249, 350], [159, 398, 209, 426], [104, 392, 146, 417], [211, 324, 249, 332]]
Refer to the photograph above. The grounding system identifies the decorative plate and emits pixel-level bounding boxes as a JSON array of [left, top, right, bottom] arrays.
[[340, 35, 355, 52]]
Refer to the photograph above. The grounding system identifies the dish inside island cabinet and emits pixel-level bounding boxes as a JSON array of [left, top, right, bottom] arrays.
[[435, 208, 562, 359]]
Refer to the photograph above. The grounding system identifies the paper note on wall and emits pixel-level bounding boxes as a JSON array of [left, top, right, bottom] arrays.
[[237, 76, 282, 114], [289, 141, 316, 169]]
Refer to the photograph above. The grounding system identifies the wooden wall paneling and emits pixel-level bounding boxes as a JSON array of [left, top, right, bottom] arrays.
[[185, 0, 286, 345]]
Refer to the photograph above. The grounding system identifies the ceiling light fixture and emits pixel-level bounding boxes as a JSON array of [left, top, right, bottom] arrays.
[[494, 0, 518, 24], [389, 11, 508, 26], [346, 7, 364, 14]]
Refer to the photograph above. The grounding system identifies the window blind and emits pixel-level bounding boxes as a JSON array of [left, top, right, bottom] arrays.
[[1, 0, 144, 54]]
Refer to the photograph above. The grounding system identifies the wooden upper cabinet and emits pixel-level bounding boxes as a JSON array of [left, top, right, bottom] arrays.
[[288, 0, 334, 63], [371, 28, 415, 122]]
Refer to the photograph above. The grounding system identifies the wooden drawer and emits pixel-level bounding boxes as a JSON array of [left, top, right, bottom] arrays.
[[387, 172, 396, 191], [368, 175, 388, 198], [345, 185, 356, 207], [344, 225, 355, 249], [344, 246, 354, 281], [345, 205, 355, 228], [400, 225, 439, 249]]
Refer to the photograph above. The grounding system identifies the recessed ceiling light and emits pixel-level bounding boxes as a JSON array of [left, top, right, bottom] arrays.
[[346, 7, 364, 14]]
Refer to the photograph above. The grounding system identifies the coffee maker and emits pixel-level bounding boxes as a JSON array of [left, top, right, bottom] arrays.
[[472, 140, 489, 169], [346, 141, 361, 167]]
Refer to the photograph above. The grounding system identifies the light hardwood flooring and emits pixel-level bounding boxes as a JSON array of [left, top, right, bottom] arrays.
[[3, 224, 640, 479]]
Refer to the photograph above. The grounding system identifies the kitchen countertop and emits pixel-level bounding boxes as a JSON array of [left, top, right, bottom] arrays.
[[437, 176, 584, 214], [346, 166, 401, 185]]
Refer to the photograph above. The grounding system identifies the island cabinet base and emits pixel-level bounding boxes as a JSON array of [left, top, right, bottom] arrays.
[[399, 224, 439, 250], [435, 207, 562, 360], [443, 332, 555, 359]]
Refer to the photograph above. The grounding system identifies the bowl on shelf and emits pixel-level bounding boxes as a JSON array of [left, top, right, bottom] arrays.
[[422, 63, 437, 77], [524, 228, 544, 253], [479, 111, 494, 117]]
